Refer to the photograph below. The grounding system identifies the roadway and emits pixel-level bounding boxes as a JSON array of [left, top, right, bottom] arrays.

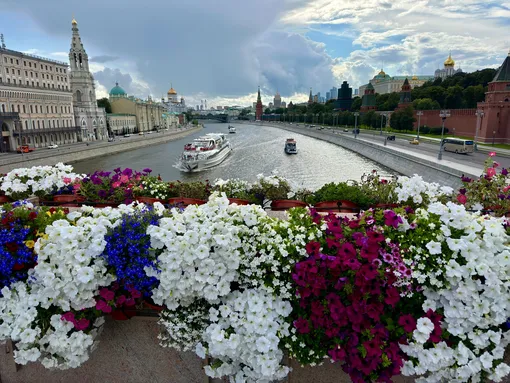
[[0, 127, 196, 168], [259, 122, 510, 174]]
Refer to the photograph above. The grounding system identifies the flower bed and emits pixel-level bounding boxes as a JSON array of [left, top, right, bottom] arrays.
[[0, 160, 509, 382]]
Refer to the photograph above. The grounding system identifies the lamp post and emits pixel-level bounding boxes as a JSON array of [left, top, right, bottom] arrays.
[[379, 113, 384, 136], [416, 111, 423, 139], [474, 109, 484, 151], [437, 110, 450, 160], [493, 130, 496, 146], [354, 112, 359, 138]]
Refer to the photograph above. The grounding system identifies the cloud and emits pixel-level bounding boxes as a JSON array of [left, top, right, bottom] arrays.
[[5, 0, 333, 106], [90, 55, 119, 63], [92, 67, 152, 99]]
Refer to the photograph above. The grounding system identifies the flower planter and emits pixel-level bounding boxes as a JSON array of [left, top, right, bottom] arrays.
[[53, 194, 85, 207], [270, 199, 308, 211], [228, 198, 251, 206], [135, 196, 164, 205], [93, 202, 120, 208], [371, 203, 401, 209], [110, 308, 137, 321], [0, 195, 11, 204], [143, 299, 164, 312], [168, 197, 206, 207], [313, 200, 360, 213]]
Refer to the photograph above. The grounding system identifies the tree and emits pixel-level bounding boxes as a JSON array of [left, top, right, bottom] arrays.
[[351, 97, 362, 111], [264, 108, 271, 114], [361, 111, 378, 129], [444, 85, 464, 109], [97, 98, 112, 113], [390, 107, 416, 132], [413, 98, 440, 110], [462, 85, 485, 108]]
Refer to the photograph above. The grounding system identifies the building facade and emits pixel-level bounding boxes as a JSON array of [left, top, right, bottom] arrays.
[[0, 47, 78, 152], [329, 87, 338, 100], [396, 78, 412, 110], [273, 90, 282, 108], [435, 53, 462, 79], [109, 83, 169, 132], [359, 69, 434, 96], [107, 113, 137, 135], [69, 18, 107, 142], [163, 86, 187, 113]]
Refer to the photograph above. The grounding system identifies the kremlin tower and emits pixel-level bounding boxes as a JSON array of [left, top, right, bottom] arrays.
[[255, 87, 263, 121]]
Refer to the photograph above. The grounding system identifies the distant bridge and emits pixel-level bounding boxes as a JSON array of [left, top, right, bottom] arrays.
[[192, 113, 230, 123]]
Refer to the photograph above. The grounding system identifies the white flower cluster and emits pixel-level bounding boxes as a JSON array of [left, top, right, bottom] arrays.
[[0, 282, 105, 369], [401, 202, 510, 382], [394, 175, 453, 205], [146, 194, 269, 309], [158, 301, 210, 352], [197, 288, 292, 382], [0, 163, 83, 198]]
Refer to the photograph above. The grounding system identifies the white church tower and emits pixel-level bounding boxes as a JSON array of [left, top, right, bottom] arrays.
[[69, 17, 107, 141]]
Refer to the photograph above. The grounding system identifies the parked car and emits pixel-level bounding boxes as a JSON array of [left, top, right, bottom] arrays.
[[16, 145, 35, 153], [409, 138, 420, 145], [147, 131, 153, 135], [352, 129, 360, 134], [108, 137, 115, 142], [138, 132, 144, 136], [47, 144, 58, 149], [387, 135, 396, 141], [343, 128, 349, 132], [124, 134, 131, 137]]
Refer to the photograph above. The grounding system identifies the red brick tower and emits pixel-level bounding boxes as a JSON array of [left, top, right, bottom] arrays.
[[255, 86, 263, 121], [397, 78, 412, 110], [477, 52, 510, 143]]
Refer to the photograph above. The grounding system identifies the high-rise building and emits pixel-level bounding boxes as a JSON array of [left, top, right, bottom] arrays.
[[255, 86, 263, 120], [273, 90, 282, 108], [281, 101, 286, 108], [329, 87, 338, 100], [326, 91, 331, 101], [335, 81, 353, 110], [69, 18, 107, 141]]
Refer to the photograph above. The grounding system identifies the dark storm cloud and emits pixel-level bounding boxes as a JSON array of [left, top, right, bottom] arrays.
[[92, 67, 149, 97], [90, 55, 119, 63], [4, 0, 328, 99]]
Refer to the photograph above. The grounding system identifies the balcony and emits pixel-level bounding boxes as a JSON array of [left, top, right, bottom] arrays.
[[0, 112, 20, 119], [12, 126, 81, 136]]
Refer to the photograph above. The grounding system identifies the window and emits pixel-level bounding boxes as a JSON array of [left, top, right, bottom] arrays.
[[30, 105, 33, 113], [23, 61, 26, 66], [29, 62, 32, 67], [52, 84, 54, 89], [46, 106, 49, 113], [50, 106, 53, 113], [35, 73, 38, 78], [1, 104, 4, 112], [7, 78, 10, 84], [3, 57, 6, 63], [51, 75, 53, 80], [10, 58, 13, 64], [24, 121, 28, 130], [32, 121, 35, 129], [13, 79, 16, 84], [17, 105, 20, 113], [43, 83, 46, 88], [32, 81, 34, 86], [37, 121, 40, 129], [30, 72, 33, 77], [23, 105, 26, 113], [17, 70, 20, 75], [16, 60, 18, 65], [34, 63, 37, 69], [26, 80, 29, 86], [45, 65, 48, 70], [35, 105, 38, 113]]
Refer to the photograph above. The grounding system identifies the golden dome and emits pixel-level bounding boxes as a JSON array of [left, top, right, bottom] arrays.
[[444, 53, 455, 66], [167, 87, 177, 95], [72, 17, 77, 25], [412, 75, 418, 80], [378, 69, 386, 76]]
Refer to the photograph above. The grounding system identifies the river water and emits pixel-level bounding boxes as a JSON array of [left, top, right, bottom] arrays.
[[72, 123, 396, 190]]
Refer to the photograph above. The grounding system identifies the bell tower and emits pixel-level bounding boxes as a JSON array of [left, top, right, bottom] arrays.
[[69, 18, 106, 141]]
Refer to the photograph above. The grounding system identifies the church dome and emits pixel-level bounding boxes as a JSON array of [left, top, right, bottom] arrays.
[[374, 69, 387, 79], [444, 53, 455, 67], [109, 82, 126, 97], [412, 75, 418, 80], [168, 87, 177, 95]]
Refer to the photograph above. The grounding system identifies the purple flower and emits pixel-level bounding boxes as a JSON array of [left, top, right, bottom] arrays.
[[122, 168, 133, 177], [502, 168, 508, 176], [461, 175, 472, 183], [98, 190, 108, 198], [143, 168, 152, 174], [459, 188, 466, 195], [499, 194, 506, 200]]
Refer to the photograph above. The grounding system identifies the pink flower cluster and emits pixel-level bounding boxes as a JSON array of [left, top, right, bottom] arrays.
[[60, 312, 91, 331], [291, 211, 418, 383], [94, 283, 141, 314]]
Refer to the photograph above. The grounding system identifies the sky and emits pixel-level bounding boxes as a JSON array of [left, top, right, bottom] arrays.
[[0, 0, 508, 107]]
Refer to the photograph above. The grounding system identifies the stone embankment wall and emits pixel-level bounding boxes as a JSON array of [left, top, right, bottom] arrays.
[[252, 123, 477, 189], [0, 127, 201, 173]]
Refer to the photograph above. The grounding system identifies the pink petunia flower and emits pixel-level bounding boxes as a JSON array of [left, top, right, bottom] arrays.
[[489, 151, 497, 157], [63, 177, 72, 184], [456, 194, 467, 204], [74, 318, 90, 331], [487, 168, 496, 178]]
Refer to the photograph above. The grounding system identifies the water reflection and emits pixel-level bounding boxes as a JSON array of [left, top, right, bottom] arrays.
[[72, 123, 397, 190]]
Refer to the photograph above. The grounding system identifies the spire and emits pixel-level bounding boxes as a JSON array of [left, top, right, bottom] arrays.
[[69, 16, 89, 72], [493, 53, 510, 82], [257, 86, 261, 102], [308, 87, 313, 103]]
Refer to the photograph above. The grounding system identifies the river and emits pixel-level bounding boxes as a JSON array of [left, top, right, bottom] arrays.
[[72, 122, 397, 190]]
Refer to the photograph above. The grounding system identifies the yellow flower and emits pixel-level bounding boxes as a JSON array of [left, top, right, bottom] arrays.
[[24, 240, 35, 249], [46, 212, 52, 217]]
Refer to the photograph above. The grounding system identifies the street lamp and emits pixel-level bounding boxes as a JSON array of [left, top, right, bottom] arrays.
[[354, 112, 360, 138], [437, 110, 450, 160], [416, 111, 423, 139], [493, 130, 496, 146], [474, 109, 484, 151], [379, 113, 387, 136]]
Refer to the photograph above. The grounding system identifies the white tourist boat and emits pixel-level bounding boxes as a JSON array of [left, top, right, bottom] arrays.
[[228, 125, 236, 134], [177, 133, 232, 172]]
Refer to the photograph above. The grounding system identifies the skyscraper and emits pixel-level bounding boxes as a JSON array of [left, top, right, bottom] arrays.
[[335, 81, 353, 110], [329, 87, 338, 100], [326, 91, 331, 101], [273, 90, 282, 108]]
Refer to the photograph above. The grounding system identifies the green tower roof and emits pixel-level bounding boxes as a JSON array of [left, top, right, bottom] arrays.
[[493, 53, 510, 82], [109, 82, 127, 96]]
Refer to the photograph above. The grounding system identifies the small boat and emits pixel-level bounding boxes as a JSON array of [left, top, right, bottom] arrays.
[[228, 126, 236, 134], [176, 133, 232, 172], [285, 138, 297, 154]]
